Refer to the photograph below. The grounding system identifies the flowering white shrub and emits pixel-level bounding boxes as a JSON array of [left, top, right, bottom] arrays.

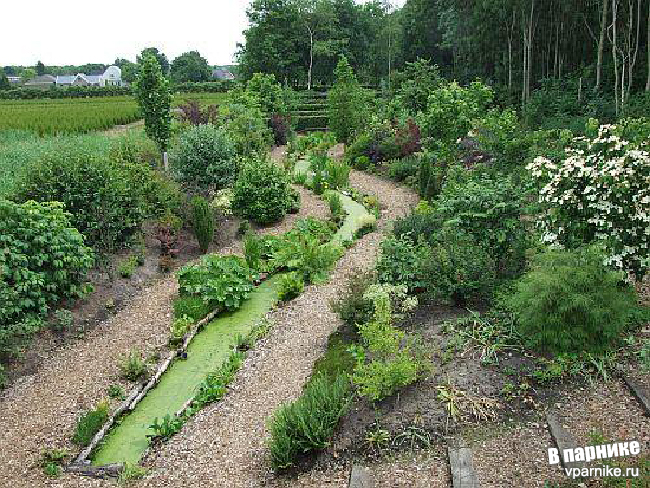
[[527, 123, 649, 277]]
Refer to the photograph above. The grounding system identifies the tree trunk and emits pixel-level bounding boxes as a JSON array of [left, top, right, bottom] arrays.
[[612, 0, 620, 115], [307, 26, 313, 91], [596, 0, 609, 90], [626, 0, 641, 100]]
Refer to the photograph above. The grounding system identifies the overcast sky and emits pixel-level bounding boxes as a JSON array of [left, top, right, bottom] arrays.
[[3, 0, 406, 68]]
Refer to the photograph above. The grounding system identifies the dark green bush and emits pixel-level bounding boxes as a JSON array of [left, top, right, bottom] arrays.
[[177, 255, 254, 311], [232, 156, 292, 225], [328, 57, 367, 143], [171, 124, 237, 191], [73, 400, 110, 446], [503, 247, 637, 355], [377, 229, 496, 304], [13, 140, 148, 250], [268, 373, 351, 470], [0, 201, 94, 357], [173, 296, 212, 321], [190, 196, 215, 254]]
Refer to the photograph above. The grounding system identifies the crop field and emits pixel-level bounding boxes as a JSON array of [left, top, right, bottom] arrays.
[[0, 92, 228, 136], [0, 96, 141, 135]]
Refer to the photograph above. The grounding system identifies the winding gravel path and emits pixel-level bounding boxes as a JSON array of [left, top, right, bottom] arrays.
[[0, 152, 416, 487]]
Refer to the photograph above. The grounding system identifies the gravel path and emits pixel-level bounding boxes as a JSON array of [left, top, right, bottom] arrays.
[[124, 172, 416, 488], [0, 155, 335, 488]]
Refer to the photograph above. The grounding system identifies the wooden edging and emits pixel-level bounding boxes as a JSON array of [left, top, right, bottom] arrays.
[[448, 446, 481, 488], [349, 465, 373, 488], [545, 413, 584, 470], [70, 307, 222, 469], [618, 369, 650, 416]]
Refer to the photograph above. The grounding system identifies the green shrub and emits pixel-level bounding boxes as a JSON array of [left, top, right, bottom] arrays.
[[13, 139, 150, 250], [328, 57, 367, 143], [324, 160, 350, 190], [377, 229, 496, 304], [503, 247, 637, 355], [177, 255, 254, 311], [350, 285, 424, 402], [118, 255, 138, 279], [232, 156, 292, 225], [388, 155, 420, 182], [0, 201, 93, 357], [73, 400, 110, 446], [50, 309, 74, 333], [171, 124, 237, 191], [40, 448, 69, 478], [330, 269, 375, 328], [118, 349, 149, 382], [268, 373, 351, 470], [221, 101, 273, 157], [173, 296, 212, 321], [328, 192, 345, 224], [190, 196, 215, 254], [107, 384, 126, 400], [170, 315, 194, 344], [278, 272, 305, 301]]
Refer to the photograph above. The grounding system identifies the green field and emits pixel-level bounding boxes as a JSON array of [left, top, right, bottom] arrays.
[[0, 92, 228, 137]]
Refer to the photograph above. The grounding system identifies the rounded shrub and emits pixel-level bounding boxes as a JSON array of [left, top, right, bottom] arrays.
[[231, 156, 292, 225], [13, 138, 163, 250], [0, 200, 94, 356], [503, 247, 637, 355], [171, 124, 237, 191]]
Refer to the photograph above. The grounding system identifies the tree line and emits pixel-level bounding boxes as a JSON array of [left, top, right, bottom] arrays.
[[238, 0, 650, 113]]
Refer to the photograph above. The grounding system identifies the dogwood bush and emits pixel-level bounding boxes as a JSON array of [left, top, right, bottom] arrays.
[[527, 123, 649, 278]]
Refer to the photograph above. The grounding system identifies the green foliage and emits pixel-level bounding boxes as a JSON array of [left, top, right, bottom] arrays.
[[504, 247, 637, 355], [277, 272, 305, 301], [108, 384, 126, 400], [330, 269, 375, 328], [528, 124, 649, 278], [391, 59, 443, 115], [190, 196, 215, 254], [350, 285, 424, 402], [171, 124, 237, 191], [328, 192, 345, 225], [73, 400, 110, 446], [268, 373, 351, 470], [170, 51, 211, 83], [189, 351, 244, 411], [232, 156, 292, 225], [170, 315, 193, 344], [40, 448, 68, 477], [118, 349, 149, 382], [118, 255, 138, 279], [173, 296, 212, 322], [246, 73, 292, 116], [328, 57, 366, 143], [148, 414, 183, 441], [118, 463, 148, 485], [417, 81, 493, 148], [177, 255, 254, 311], [12, 136, 172, 250], [0, 97, 140, 135], [134, 52, 172, 151], [0, 200, 93, 357], [50, 309, 74, 333], [221, 93, 273, 156]]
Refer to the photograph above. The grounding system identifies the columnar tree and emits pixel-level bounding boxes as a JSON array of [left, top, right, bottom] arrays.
[[134, 52, 172, 161], [327, 56, 365, 143]]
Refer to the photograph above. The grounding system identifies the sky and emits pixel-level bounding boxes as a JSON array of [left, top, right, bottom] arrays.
[[3, 0, 407, 68]]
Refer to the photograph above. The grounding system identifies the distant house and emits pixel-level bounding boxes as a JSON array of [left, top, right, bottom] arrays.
[[212, 68, 235, 81], [23, 74, 56, 88], [56, 65, 123, 87], [7, 76, 21, 84]]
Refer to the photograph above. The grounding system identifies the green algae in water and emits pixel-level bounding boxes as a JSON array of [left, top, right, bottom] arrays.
[[92, 277, 279, 466]]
